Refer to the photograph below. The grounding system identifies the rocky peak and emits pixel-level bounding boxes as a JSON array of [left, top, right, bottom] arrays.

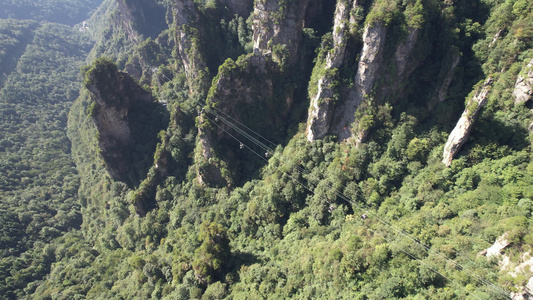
[[85, 58, 154, 181], [252, 0, 311, 66], [307, 11, 429, 143], [442, 77, 493, 167], [196, 53, 289, 186], [170, 0, 209, 93], [330, 22, 387, 141], [306, 0, 356, 141]]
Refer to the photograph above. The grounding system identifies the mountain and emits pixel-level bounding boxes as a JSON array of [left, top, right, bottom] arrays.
[[1, 0, 532, 299]]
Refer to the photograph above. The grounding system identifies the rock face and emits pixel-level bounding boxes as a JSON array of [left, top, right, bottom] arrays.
[[479, 233, 533, 300], [392, 28, 420, 80], [427, 46, 461, 111], [195, 0, 314, 186], [306, 0, 355, 141], [85, 59, 154, 181], [442, 77, 493, 166], [196, 115, 228, 187], [170, 0, 210, 93], [116, 0, 141, 43], [252, 0, 310, 66], [513, 58, 533, 105], [479, 232, 510, 258], [197, 53, 288, 186], [330, 23, 387, 141], [307, 11, 425, 142]]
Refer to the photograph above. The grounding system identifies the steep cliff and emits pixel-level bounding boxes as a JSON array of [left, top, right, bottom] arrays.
[[84, 58, 155, 181], [442, 77, 493, 166], [196, 53, 289, 186], [194, 0, 322, 186], [307, 0, 432, 142], [305, 0, 357, 141], [196, 114, 228, 187], [252, 0, 311, 67], [330, 22, 387, 142], [170, 0, 208, 93], [514, 58, 533, 132]]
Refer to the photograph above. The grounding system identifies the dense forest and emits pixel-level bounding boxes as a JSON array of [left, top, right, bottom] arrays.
[[0, 0, 532, 299], [0, 5, 96, 298], [0, 0, 102, 25]]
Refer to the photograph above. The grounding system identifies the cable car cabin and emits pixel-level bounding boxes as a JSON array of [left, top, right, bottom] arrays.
[[361, 214, 368, 220]]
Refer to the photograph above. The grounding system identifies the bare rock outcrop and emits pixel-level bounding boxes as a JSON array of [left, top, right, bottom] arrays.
[[479, 233, 533, 300], [513, 58, 533, 105], [170, 0, 209, 93], [306, 0, 355, 141], [393, 28, 419, 78], [478, 232, 511, 258], [442, 77, 493, 166], [85, 59, 154, 181], [307, 12, 427, 142], [330, 22, 387, 141], [252, 0, 310, 66], [377, 25, 424, 104]]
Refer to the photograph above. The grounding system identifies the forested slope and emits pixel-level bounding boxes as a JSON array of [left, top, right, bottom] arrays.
[[0, 22, 94, 298], [0, 0, 102, 25], [0, 1, 102, 298], [1, 0, 533, 299]]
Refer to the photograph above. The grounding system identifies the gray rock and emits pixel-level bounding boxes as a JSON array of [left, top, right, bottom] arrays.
[[330, 23, 387, 141], [252, 0, 310, 66], [306, 0, 354, 141], [442, 77, 493, 166], [86, 62, 153, 180], [513, 58, 533, 105]]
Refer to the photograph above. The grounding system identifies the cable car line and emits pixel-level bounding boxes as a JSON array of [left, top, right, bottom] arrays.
[[200, 98, 509, 297], [152, 70, 510, 299], [200, 96, 509, 298], [203, 114, 268, 163], [205, 107, 484, 299]]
